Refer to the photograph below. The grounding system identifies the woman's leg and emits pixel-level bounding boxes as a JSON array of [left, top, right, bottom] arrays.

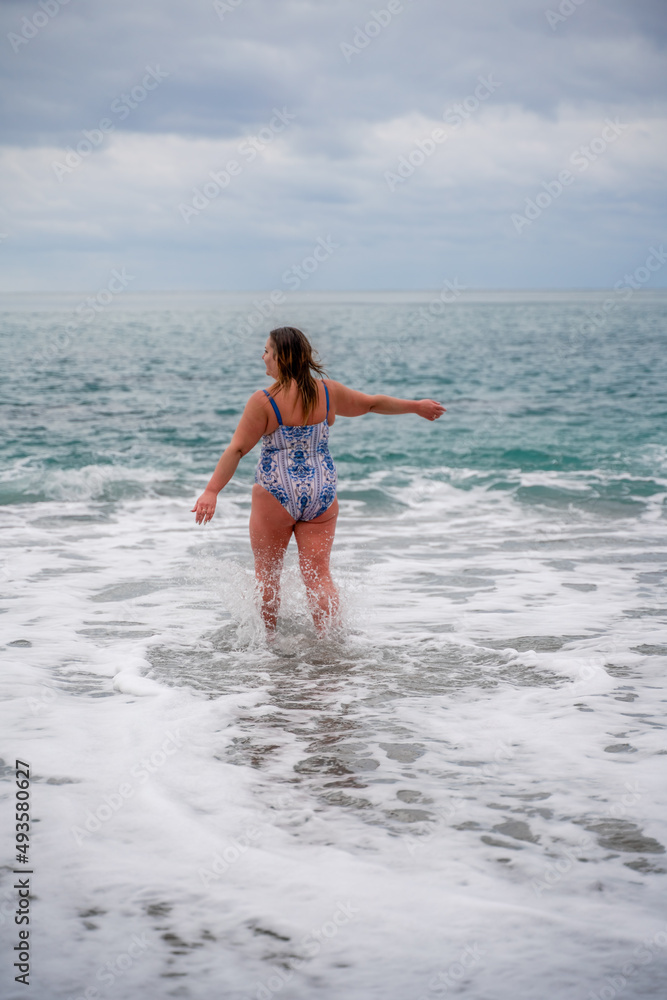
[[249, 485, 296, 634], [293, 498, 340, 635]]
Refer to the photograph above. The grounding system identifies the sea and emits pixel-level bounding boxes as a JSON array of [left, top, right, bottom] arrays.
[[1, 290, 666, 1000]]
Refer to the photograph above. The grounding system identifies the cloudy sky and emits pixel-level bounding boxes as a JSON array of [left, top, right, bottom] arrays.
[[1, 0, 665, 291]]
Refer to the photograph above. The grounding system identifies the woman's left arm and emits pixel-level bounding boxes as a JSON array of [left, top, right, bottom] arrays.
[[327, 380, 445, 421], [368, 396, 446, 420]]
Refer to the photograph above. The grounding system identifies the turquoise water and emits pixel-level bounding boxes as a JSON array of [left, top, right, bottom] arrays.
[[3, 290, 666, 509], [2, 291, 667, 1000]]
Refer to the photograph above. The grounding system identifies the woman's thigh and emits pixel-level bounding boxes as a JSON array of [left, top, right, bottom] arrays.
[[249, 484, 295, 568], [293, 497, 339, 570]]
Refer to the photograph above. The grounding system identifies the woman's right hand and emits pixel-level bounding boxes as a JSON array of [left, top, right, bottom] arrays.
[[191, 489, 218, 524], [415, 399, 446, 421]]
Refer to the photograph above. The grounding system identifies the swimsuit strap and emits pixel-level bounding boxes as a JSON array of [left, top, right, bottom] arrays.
[[263, 389, 283, 426], [323, 380, 330, 424]]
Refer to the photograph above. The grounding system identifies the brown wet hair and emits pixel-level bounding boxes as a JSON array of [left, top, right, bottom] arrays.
[[268, 326, 328, 424]]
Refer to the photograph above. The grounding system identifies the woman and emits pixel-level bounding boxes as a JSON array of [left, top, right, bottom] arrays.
[[192, 326, 445, 639]]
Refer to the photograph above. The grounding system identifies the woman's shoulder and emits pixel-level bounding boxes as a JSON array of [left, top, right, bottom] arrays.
[[321, 379, 375, 417], [245, 388, 273, 412], [321, 378, 356, 400]]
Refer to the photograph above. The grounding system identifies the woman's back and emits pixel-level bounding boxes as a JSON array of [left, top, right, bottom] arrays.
[[256, 378, 337, 522], [260, 378, 334, 433]]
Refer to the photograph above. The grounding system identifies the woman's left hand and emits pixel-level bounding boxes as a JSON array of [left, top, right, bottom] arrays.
[[415, 399, 446, 421], [191, 489, 218, 524]]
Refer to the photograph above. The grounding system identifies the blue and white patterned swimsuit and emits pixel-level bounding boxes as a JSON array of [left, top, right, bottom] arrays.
[[255, 381, 337, 521]]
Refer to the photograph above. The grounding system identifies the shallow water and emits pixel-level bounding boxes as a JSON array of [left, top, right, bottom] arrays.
[[1, 291, 667, 999]]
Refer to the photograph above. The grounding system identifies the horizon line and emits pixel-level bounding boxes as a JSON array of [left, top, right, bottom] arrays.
[[2, 287, 667, 295]]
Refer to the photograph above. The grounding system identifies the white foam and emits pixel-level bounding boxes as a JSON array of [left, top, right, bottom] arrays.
[[1, 475, 666, 999]]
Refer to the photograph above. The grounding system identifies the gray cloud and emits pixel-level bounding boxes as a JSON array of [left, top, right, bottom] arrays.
[[2, 0, 665, 141], [0, 0, 665, 290]]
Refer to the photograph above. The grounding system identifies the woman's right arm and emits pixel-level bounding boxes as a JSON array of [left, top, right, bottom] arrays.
[[327, 380, 446, 421], [191, 391, 268, 524]]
